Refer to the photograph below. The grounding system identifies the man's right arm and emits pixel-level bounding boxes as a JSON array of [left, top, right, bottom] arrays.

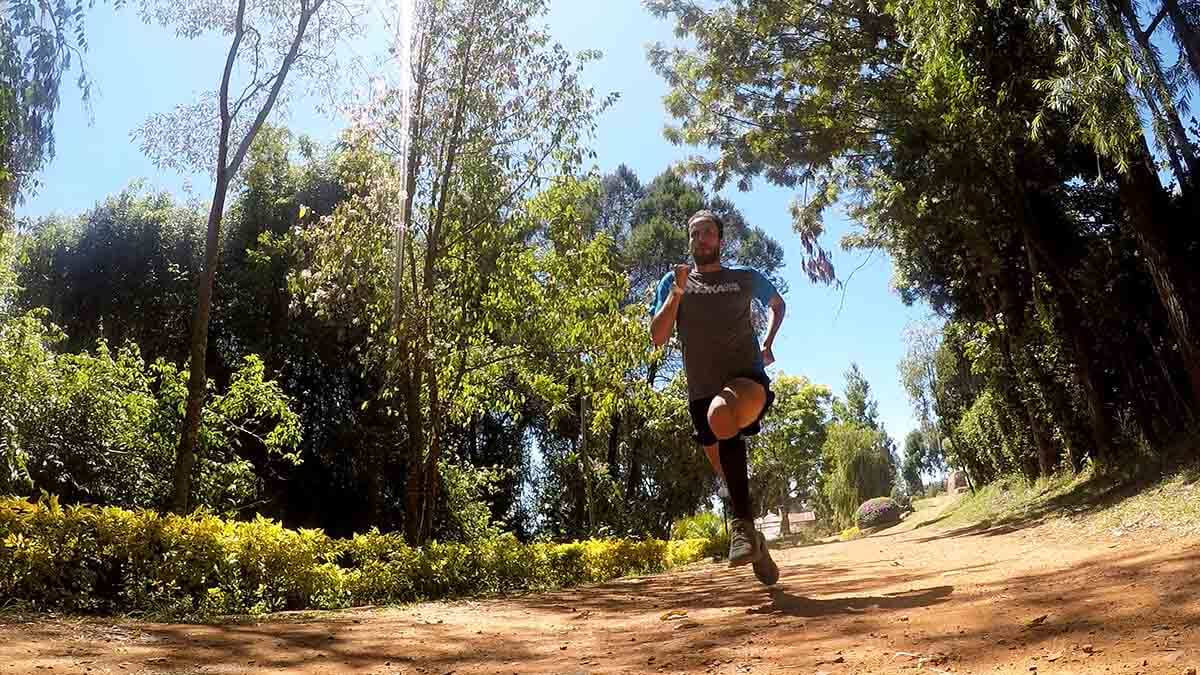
[[650, 265, 689, 347], [650, 283, 683, 347]]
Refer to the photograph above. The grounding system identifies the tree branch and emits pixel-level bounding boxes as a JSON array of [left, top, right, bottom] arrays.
[[227, 0, 326, 178], [1146, 5, 1168, 34], [218, 0, 248, 133], [229, 26, 266, 122]]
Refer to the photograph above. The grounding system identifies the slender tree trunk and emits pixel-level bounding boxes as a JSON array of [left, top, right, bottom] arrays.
[[403, 0, 481, 546], [994, 263, 1060, 477], [403, 362, 425, 544], [1138, 79, 1188, 185], [579, 379, 597, 534], [607, 412, 621, 481], [394, 2, 433, 547], [172, 177, 230, 513], [625, 361, 658, 500], [172, 0, 318, 513]]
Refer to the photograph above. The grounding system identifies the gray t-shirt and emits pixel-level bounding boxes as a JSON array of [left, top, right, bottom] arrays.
[[650, 266, 779, 401]]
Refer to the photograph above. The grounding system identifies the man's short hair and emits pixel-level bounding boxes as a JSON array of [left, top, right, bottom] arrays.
[[687, 209, 724, 239]]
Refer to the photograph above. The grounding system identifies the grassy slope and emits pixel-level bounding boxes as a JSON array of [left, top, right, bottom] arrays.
[[935, 463, 1200, 539]]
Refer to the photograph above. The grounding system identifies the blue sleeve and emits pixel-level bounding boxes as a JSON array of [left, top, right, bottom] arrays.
[[650, 272, 673, 316], [751, 270, 778, 305]]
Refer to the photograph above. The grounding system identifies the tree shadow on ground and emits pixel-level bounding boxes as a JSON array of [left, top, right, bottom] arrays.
[[891, 545, 1200, 671]]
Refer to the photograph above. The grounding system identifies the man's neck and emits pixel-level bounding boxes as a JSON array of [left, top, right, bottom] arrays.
[[696, 261, 723, 273]]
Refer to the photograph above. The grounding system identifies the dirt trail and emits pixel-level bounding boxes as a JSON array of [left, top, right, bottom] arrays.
[[3, 500, 1198, 675]]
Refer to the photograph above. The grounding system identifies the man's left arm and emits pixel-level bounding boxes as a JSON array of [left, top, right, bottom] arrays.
[[761, 291, 786, 366]]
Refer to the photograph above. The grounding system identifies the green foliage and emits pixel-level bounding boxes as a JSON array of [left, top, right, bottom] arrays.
[[954, 390, 1025, 482], [0, 0, 101, 212], [901, 430, 934, 495], [0, 232, 17, 313], [750, 375, 831, 518], [854, 497, 901, 529], [670, 511, 729, 559], [670, 511, 721, 540], [0, 496, 714, 615], [822, 422, 896, 528], [832, 363, 881, 430], [15, 186, 205, 364], [433, 460, 506, 545], [0, 309, 300, 512]]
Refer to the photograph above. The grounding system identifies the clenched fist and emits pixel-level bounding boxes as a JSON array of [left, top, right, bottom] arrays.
[[673, 264, 691, 293]]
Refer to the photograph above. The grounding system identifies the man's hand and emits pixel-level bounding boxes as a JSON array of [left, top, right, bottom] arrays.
[[761, 344, 776, 367], [673, 264, 690, 293]]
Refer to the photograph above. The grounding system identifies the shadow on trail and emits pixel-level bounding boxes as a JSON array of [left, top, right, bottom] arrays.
[[509, 552, 983, 641], [749, 584, 954, 618], [114, 615, 543, 673], [890, 545, 1200, 671]]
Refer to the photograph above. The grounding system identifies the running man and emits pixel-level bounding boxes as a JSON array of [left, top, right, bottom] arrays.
[[650, 209, 786, 586]]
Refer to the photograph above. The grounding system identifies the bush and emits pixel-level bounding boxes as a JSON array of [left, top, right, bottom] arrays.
[[671, 511, 729, 560], [854, 497, 902, 530], [890, 485, 913, 511], [0, 496, 715, 616], [0, 310, 300, 513]]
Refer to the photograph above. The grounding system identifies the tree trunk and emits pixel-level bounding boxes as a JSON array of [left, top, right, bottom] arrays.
[[1018, 216, 1114, 467], [579, 383, 597, 534], [607, 412, 621, 481], [994, 258, 1060, 478], [626, 361, 659, 501], [402, 0, 481, 546], [1137, 79, 1188, 186], [780, 508, 791, 535], [171, 177, 230, 513], [1163, 0, 1200, 86], [403, 361, 426, 545], [171, 0, 317, 514], [1118, 141, 1200, 405]]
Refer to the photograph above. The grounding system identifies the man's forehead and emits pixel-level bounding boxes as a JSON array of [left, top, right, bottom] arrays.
[[689, 217, 719, 232]]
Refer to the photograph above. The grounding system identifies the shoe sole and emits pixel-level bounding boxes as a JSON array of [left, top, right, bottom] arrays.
[[752, 533, 779, 586], [728, 554, 756, 568]]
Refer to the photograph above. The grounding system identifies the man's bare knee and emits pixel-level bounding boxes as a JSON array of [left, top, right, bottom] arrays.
[[707, 401, 739, 440], [726, 378, 766, 428]]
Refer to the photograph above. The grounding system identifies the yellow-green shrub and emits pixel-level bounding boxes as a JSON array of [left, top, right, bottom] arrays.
[[670, 511, 729, 560], [0, 496, 714, 616]]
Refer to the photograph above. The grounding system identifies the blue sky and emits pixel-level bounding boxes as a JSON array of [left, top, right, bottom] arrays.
[[17, 0, 932, 447]]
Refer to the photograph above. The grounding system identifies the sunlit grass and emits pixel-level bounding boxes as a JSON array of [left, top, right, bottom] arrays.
[[937, 459, 1200, 538]]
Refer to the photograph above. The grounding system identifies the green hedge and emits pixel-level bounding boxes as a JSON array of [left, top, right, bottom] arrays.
[[0, 496, 711, 616]]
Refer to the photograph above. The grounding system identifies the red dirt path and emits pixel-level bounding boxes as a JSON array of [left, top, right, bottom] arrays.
[[3, 502, 1198, 674]]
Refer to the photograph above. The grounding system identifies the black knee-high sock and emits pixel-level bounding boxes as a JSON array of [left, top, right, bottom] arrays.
[[719, 436, 753, 521]]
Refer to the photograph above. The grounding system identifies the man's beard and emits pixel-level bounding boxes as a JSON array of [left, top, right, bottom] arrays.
[[692, 248, 719, 266]]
